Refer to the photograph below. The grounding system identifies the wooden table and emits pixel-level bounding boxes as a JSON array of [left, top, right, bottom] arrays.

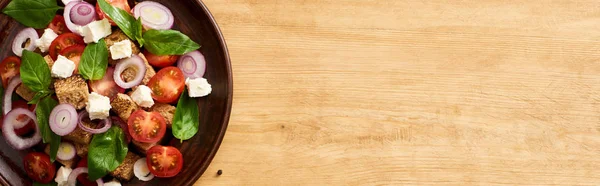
[[196, 0, 600, 185]]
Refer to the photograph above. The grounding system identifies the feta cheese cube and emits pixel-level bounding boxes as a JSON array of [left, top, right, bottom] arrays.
[[62, 0, 79, 5], [109, 39, 133, 60], [35, 28, 58, 53], [185, 78, 212, 97], [104, 180, 122, 186], [86, 92, 112, 120], [81, 19, 112, 43], [131, 85, 154, 108], [51, 55, 76, 78], [54, 166, 72, 186]]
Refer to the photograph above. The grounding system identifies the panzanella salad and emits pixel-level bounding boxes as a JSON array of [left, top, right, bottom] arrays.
[[1, 0, 211, 185]]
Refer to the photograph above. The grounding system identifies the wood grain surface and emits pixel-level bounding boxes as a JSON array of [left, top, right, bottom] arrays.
[[196, 0, 600, 185]]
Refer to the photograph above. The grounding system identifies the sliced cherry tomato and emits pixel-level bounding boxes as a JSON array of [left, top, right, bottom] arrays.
[[143, 50, 180, 68], [146, 145, 183, 178], [48, 15, 69, 35], [76, 158, 97, 186], [0, 56, 21, 88], [23, 152, 56, 183], [127, 110, 166, 143], [59, 44, 85, 74], [0, 100, 36, 136], [89, 67, 124, 100], [49, 33, 85, 60], [147, 67, 185, 104], [96, 0, 131, 26]]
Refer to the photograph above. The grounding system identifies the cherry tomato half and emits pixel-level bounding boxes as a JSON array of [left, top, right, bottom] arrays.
[[128, 110, 167, 143], [59, 44, 85, 74], [146, 145, 183, 178], [49, 33, 85, 60], [76, 158, 97, 186], [23, 152, 56, 183], [0, 56, 21, 88], [96, 0, 131, 26], [48, 15, 69, 35], [89, 67, 125, 100], [147, 67, 185, 104], [143, 50, 180, 68]]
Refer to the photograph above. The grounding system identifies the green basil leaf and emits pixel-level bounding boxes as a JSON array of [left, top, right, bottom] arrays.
[[20, 50, 51, 92], [143, 29, 200, 55], [79, 39, 108, 80], [172, 89, 200, 141], [97, 0, 141, 41], [36, 96, 60, 162], [88, 126, 128, 180], [135, 18, 144, 47], [28, 90, 53, 104], [33, 182, 58, 186], [2, 0, 61, 28]]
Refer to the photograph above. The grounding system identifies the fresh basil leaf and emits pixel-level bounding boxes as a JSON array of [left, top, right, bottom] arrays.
[[28, 90, 53, 104], [2, 0, 62, 28], [143, 29, 200, 55], [88, 126, 128, 180], [20, 50, 51, 92], [135, 18, 144, 47], [172, 89, 200, 141], [36, 96, 61, 162], [97, 0, 142, 41], [79, 39, 108, 80], [33, 182, 58, 186]]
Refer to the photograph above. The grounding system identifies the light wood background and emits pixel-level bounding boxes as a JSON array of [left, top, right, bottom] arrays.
[[196, 0, 600, 185]]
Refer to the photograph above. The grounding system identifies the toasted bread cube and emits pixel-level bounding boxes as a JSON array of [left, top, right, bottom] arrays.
[[109, 151, 139, 181], [74, 142, 89, 157], [54, 75, 89, 109], [106, 30, 140, 65], [44, 55, 54, 68], [131, 140, 157, 155], [111, 93, 139, 122], [44, 145, 78, 168], [15, 84, 35, 101], [63, 120, 97, 144], [120, 53, 155, 85], [149, 103, 175, 127]]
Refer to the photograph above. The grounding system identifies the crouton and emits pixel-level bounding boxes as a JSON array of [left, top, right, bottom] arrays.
[[74, 142, 88, 157], [106, 30, 140, 65], [15, 84, 35, 101], [44, 55, 54, 69], [109, 151, 139, 181], [149, 103, 175, 127], [131, 140, 157, 155], [54, 75, 89, 109], [111, 93, 139, 122], [44, 145, 78, 168], [63, 120, 97, 144], [120, 53, 155, 85]]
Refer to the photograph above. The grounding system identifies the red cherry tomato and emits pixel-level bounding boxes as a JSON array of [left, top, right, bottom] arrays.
[[23, 152, 56, 183], [146, 145, 183, 178], [147, 67, 185, 104], [143, 50, 180, 68], [127, 110, 166, 143], [89, 67, 125, 100], [49, 33, 85, 60], [59, 44, 85, 74], [76, 158, 97, 186], [48, 15, 69, 35], [0, 56, 20, 88], [96, 0, 131, 26]]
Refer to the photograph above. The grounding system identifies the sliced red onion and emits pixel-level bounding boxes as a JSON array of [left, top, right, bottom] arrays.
[[12, 28, 39, 57], [67, 167, 104, 186], [177, 51, 206, 79], [133, 1, 174, 30], [70, 1, 97, 26], [114, 55, 146, 89], [50, 104, 78, 136], [57, 141, 76, 161], [3, 76, 22, 115], [1, 108, 41, 150], [77, 111, 111, 134], [64, 1, 85, 35], [134, 158, 154, 181]]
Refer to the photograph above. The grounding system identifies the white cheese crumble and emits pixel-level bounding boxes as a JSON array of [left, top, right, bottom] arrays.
[[109, 39, 133, 60], [54, 166, 72, 186], [51, 55, 76, 78], [185, 78, 212, 97], [103, 180, 122, 186], [80, 19, 112, 43], [35, 28, 58, 53], [131, 85, 154, 108], [86, 92, 112, 120]]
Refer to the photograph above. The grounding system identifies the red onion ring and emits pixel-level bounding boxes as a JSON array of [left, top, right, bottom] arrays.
[[177, 51, 206, 79], [77, 111, 111, 134], [12, 28, 39, 57], [114, 55, 146, 89], [3, 76, 22, 115], [133, 1, 174, 30], [1, 108, 41, 150], [64, 1, 85, 35], [67, 167, 104, 186], [70, 1, 97, 26], [56, 141, 76, 161], [50, 104, 78, 136]]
